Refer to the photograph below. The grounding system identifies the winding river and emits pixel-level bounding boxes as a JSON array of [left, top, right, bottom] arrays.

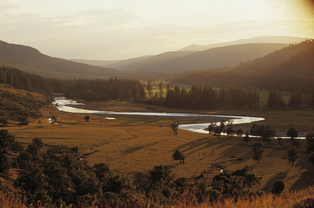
[[53, 96, 265, 134]]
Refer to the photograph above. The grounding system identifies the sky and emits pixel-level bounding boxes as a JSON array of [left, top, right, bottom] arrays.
[[0, 0, 314, 60]]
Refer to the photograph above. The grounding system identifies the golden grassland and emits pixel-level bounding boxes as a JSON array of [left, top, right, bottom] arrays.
[[1, 184, 314, 208], [3, 100, 314, 195]]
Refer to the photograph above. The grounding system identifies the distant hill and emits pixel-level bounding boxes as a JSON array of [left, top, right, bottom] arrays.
[[120, 43, 288, 74], [106, 51, 196, 71], [0, 40, 118, 79], [180, 36, 307, 51], [102, 55, 153, 70], [231, 40, 314, 78], [70, 59, 119, 67]]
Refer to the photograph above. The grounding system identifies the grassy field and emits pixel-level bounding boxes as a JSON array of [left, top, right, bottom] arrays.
[[3, 100, 314, 195]]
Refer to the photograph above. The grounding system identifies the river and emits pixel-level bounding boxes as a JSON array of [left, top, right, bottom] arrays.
[[53, 96, 267, 135]]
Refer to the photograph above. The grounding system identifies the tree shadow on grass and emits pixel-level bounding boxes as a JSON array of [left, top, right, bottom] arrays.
[[173, 136, 235, 156], [213, 143, 253, 164], [262, 169, 289, 192], [289, 154, 314, 190], [123, 141, 161, 155], [172, 137, 210, 153]]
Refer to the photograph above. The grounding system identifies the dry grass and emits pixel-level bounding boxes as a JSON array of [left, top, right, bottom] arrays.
[[1, 185, 314, 208], [3, 101, 314, 195], [192, 185, 314, 208]]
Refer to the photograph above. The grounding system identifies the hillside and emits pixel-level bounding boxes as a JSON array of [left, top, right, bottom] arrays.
[[102, 55, 153, 69], [0, 83, 47, 121], [120, 43, 288, 74], [180, 36, 306, 51], [232, 40, 314, 78], [0, 40, 118, 79], [70, 59, 119, 67]]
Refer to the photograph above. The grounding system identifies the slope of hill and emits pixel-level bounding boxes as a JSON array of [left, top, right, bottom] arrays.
[[180, 36, 306, 51], [101, 55, 153, 69], [120, 43, 288, 74], [0, 40, 118, 79], [232, 40, 314, 78], [70, 59, 119, 66], [0, 83, 47, 121]]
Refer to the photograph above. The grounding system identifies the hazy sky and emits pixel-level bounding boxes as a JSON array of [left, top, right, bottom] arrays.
[[1, 0, 313, 60]]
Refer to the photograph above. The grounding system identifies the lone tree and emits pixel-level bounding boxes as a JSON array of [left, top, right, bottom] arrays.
[[277, 137, 282, 150], [243, 131, 250, 144], [158, 82, 163, 99], [214, 126, 222, 137], [208, 123, 216, 134], [32, 138, 44, 149], [288, 147, 299, 166], [306, 131, 314, 143], [84, 115, 90, 122], [308, 152, 314, 165], [0, 117, 8, 126], [171, 123, 178, 137], [307, 143, 314, 154], [172, 150, 185, 164], [271, 181, 285, 195], [262, 129, 276, 142], [292, 140, 301, 148], [252, 143, 264, 163], [146, 82, 152, 98], [219, 120, 226, 133], [236, 129, 243, 137], [287, 127, 298, 141]]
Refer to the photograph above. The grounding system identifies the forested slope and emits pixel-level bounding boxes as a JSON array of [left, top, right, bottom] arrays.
[[232, 39, 314, 78]]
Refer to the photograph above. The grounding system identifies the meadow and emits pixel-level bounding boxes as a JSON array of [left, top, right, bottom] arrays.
[[3, 99, 314, 196]]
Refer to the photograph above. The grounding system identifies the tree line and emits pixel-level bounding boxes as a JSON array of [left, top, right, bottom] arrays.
[[163, 85, 259, 109], [267, 90, 314, 109], [0, 66, 146, 103], [172, 72, 314, 95], [0, 66, 54, 100], [63, 78, 146, 102], [2, 65, 314, 111]]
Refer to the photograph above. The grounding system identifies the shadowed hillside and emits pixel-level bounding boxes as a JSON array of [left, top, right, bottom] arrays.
[[102, 51, 196, 70], [232, 39, 314, 78], [180, 36, 306, 51], [120, 43, 288, 74], [0, 40, 118, 79]]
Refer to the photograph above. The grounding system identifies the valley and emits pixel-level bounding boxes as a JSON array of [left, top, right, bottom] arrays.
[[0, 37, 314, 207]]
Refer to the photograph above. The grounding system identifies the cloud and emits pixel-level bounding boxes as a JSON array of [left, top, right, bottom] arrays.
[[53, 8, 142, 28], [0, 1, 20, 13]]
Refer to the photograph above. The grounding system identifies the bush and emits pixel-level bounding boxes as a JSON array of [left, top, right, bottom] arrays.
[[271, 181, 285, 195]]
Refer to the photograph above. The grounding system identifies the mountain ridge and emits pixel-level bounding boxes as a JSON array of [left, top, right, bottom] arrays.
[[119, 43, 288, 74], [179, 36, 307, 52], [0, 40, 118, 79], [231, 40, 314, 78]]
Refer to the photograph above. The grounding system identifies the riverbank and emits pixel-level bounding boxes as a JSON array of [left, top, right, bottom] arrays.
[[54, 97, 313, 136], [53, 96, 265, 135]]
